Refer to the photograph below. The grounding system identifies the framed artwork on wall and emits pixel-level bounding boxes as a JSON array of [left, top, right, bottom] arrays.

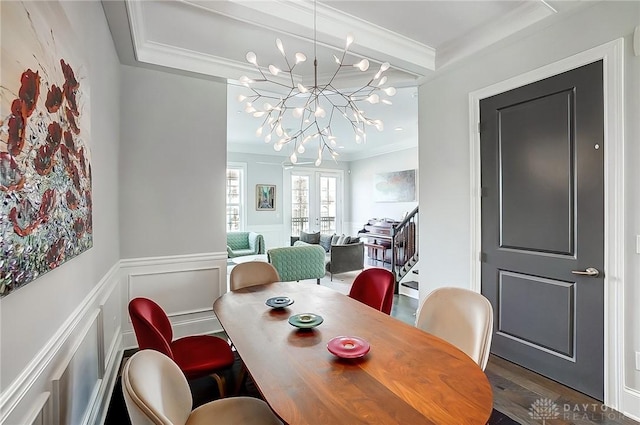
[[373, 169, 416, 202], [0, 2, 93, 297], [256, 184, 276, 211]]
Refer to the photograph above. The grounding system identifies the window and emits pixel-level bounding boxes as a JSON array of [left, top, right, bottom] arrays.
[[226, 164, 246, 231]]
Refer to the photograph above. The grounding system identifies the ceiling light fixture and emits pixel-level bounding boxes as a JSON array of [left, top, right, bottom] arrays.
[[237, 0, 396, 167]]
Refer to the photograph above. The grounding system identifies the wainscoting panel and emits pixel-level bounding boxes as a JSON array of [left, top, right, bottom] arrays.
[[0, 263, 121, 425], [18, 392, 50, 425], [51, 311, 101, 425], [120, 253, 228, 349]]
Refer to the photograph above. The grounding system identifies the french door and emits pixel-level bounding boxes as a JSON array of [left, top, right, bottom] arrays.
[[285, 169, 343, 238]]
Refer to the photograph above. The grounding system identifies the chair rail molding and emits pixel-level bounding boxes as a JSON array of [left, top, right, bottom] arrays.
[[468, 38, 628, 415]]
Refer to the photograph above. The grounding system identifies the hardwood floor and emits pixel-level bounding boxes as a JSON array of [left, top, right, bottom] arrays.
[[486, 354, 639, 425]]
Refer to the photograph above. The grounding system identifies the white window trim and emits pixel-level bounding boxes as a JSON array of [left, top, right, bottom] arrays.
[[227, 162, 247, 231]]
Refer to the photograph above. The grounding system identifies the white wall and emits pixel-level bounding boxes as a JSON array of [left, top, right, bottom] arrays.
[[349, 147, 419, 235], [0, 1, 121, 424], [418, 0, 639, 417]]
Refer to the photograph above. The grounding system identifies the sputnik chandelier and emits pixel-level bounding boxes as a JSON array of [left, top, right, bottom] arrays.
[[237, 2, 396, 166]]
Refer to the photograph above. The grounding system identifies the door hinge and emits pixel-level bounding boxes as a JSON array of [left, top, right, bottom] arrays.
[[478, 122, 482, 134], [480, 187, 487, 197], [479, 252, 487, 262]]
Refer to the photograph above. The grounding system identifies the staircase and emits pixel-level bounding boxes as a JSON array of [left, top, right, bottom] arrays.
[[391, 206, 418, 291]]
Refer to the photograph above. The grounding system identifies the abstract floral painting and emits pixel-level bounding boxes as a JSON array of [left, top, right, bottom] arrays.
[[0, 2, 92, 297], [373, 169, 416, 202]]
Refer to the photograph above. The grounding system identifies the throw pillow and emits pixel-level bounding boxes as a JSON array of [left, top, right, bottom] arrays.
[[319, 234, 334, 252], [331, 234, 341, 245], [300, 231, 321, 244], [349, 237, 360, 244], [335, 234, 348, 245]]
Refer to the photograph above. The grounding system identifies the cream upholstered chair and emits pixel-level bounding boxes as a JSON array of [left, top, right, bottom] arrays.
[[122, 349, 282, 425], [230, 261, 280, 291], [415, 287, 494, 370]]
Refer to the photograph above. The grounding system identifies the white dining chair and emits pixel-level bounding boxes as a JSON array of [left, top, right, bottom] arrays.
[[122, 349, 282, 425], [415, 287, 494, 370], [229, 261, 280, 291]]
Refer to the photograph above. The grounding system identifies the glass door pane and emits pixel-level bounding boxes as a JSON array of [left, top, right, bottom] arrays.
[[319, 175, 337, 234], [291, 175, 310, 236]]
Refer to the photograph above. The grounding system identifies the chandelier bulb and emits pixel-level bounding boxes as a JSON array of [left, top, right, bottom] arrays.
[[276, 38, 285, 56], [253, 111, 265, 117], [354, 59, 370, 72], [378, 76, 388, 86], [297, 144, 305, 154], [295, 53, 307, 64], [383, 87, 397, 96], [380, 62, 390, 72], [269, 65, 281, 76], [265, 134, 272, 143], [297, 83, 308, 93], [315, 158, 322, 167], [256, 127, 263, 137], [276, 124, 284, 137], [382, 99, 392, 105], [346, 33, 354, 48], [365, 94, 380, 104], [246, 52, 258, 65], [293, 107, 304, 118], [274, 142, 283, 152], [333, 55, 341, 65], [290, 152, 298, 163], [315, 106, 326, 118], [237, 94, 247, 102], [355, 134, 361, 144], [374, 120, 384, 131]]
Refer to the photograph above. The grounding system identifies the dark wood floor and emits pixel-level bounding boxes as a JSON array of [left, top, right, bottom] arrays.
[[486, 354, 639, 425]]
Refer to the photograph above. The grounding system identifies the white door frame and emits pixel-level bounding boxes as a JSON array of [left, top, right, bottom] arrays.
[[468, 39, 625, 410]]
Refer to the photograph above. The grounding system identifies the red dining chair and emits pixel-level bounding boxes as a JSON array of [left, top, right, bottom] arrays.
[[348, 268, 395, 314], [128, 297, 235, 397]]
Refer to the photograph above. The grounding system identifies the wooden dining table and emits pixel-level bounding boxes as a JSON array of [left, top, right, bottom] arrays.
[[213, 281, 493, 425]]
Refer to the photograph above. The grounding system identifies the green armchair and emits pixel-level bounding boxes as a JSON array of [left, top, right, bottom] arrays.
[[267, 244, 326, 284], [227, 232, 265, 258]]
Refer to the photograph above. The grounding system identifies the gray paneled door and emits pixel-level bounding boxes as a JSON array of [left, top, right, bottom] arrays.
[[480, 60, 604, 400]]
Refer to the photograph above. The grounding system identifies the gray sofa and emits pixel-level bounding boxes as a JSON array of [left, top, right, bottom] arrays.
[[293, 232, 364, 280]]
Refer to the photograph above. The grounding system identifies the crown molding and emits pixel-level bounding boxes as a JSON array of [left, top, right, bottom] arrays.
[[436, 1, 555, 69], [126, 0, 432, 82]]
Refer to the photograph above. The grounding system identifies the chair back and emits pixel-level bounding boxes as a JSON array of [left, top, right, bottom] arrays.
[[129, 298, 174, 359], [348, 268, 395, 314], [230, 261, 280, 290], [122, 350, 192, 425], [415, 287, 494, 370]]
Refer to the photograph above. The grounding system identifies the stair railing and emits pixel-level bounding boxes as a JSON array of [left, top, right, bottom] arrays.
[[391, 206, 419, 289]]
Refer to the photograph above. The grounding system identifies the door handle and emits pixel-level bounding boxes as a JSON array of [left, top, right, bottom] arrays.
[[571, 267, 600, 277]]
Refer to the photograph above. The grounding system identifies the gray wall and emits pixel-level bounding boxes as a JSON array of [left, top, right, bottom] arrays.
[[0, 0, 121, 388], [119, 65, 228, 258], [418, 0, 639, 394]]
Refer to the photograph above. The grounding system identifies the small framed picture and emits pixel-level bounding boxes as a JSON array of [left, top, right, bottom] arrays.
[[256, 184, 276, 211]]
